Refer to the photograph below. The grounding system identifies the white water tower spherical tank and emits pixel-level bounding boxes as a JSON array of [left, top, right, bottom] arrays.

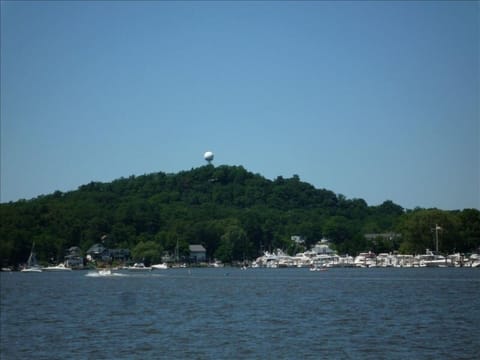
[[204, 151, 214, 163]]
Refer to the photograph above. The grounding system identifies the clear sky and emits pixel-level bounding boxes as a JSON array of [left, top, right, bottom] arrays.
[[1, 1, 479, 210]]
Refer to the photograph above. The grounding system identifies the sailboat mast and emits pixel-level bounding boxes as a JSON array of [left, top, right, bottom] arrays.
[[175, 239, 179, 263], [434, 224, 441, 253], [27, 242, 35, 266]]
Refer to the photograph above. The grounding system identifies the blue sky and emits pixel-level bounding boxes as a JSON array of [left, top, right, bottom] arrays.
[[1, 1, 478, 210]]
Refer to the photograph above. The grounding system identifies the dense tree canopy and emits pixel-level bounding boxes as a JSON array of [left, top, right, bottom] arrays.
[[1, 165, 479, 267]]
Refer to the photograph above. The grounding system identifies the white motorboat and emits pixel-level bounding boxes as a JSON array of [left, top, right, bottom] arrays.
[[151, 263, 168, 270], [208, 260, 224, 268], [42, 263, 72, 271], [354, 252, 377, 267], [85, 268, 125, 277], [21, 266, 42, 273], [127, 263, 152, 271], [416, 250, 451, 267], [310, 265, 328, 272], [469, 254, 480, 268], [98, 268, 112, 276]]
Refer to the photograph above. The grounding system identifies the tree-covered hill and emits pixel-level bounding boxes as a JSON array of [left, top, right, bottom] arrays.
[[1, 165, 479, 267]]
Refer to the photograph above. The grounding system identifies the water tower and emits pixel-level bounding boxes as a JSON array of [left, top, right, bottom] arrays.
[[204, 151, 214, 165]]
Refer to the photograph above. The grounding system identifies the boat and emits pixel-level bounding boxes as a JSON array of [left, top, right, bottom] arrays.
[[98, 268, 112, 276], [151, 263, 168, 270], [310, 265, 328, 272], [85, 268, 126, 277], [42, 263, 72, 271], [416, 249, 451, 267], [208, 260, 224, 268], [126, 263, 152, 271], [354, 252, 377, 268], [415, 226, 452, 267], [469, 253, 480, 268], [21, 243, 43, 273]]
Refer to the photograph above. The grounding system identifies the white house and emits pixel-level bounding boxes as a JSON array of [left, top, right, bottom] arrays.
[[312, 239, 336, 255]]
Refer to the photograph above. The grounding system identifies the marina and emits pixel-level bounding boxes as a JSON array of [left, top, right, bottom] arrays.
[[9, 245, 480, 273], [251, 246, 480, 269]]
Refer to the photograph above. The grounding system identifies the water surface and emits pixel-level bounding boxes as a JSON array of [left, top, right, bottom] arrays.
[[1, 268, 479, 359]]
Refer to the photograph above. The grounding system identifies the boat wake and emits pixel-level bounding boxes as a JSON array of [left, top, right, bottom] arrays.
[[85, 271, 128, 278]]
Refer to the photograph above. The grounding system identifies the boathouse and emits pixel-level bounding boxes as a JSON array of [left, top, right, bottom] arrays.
[[189, 244, 206, 263]]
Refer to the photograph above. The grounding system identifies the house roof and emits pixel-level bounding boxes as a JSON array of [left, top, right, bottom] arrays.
[[189, 244, 206, 252], [86, 243, 106, 254]]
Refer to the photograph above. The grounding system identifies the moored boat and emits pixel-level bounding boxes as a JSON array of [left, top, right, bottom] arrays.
[[42, 263, 72, 271], [354, 252, 377, 268], [469, 254, 480, 268], [416, 249, 452, 268], [126, 263, 152, 271], [21, 242, 42, 273], [151, 263, 168, 270]]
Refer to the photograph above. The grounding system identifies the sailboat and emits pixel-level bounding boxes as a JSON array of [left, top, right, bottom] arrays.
[[21, 242, 42, 272]]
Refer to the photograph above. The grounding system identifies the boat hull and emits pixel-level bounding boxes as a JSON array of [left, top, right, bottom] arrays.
[[21, 267, 43, 273]]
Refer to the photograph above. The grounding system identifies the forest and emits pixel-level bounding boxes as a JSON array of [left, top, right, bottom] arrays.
[[1, 165, 479, 267]]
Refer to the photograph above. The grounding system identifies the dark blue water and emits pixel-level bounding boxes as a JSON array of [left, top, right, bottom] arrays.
[[1, 268, 479, 359]]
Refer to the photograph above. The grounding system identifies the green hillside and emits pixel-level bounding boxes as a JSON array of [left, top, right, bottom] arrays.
[[1, 165, 479, 267]]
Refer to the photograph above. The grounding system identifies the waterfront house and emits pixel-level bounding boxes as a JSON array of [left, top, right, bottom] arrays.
[[189, 244, 206, 263], [86, 243, 110, 261], [64, 246, 84, 269], [86, 243, 130, 263], [312, 239, 336, 255], [109, 248, 131, 262]]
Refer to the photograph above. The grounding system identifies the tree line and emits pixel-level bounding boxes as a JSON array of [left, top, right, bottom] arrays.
[[1, 165, 479, 267]]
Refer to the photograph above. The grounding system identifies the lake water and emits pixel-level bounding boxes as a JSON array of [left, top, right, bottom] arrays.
[[1, 268, 479, 359]]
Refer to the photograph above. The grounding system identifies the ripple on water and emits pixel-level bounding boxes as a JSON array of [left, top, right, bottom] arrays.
[[1, 268, 480, 359]]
